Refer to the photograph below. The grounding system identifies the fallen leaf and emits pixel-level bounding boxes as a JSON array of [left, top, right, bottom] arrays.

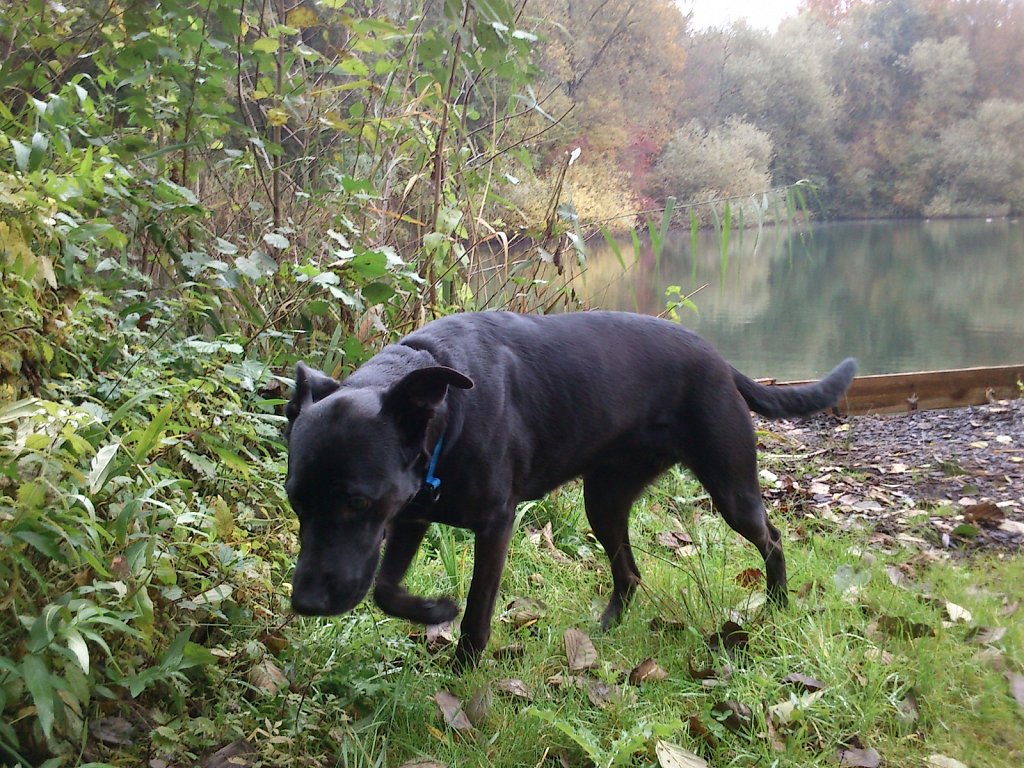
[[688, 655, 732, 683], [434, 691, 474, 733], [656, 530, 693, 549], [249, 658, 289, 696], [1008, 673, 1024, 712], [707, 621, 749, 653], [710, 700, 753, 734], [89, 716, 134, 746], [629, 657, 669, 686], [203, 740, 255, 768], [650, 616, 689, 632], [769, 690, 825, 724], [425, 622, 455, 652], [587, 679, 613, 707], [781, 673, 826, 692], [926, 756, 968, 768], [998, 520, 1024, 535], [944, 601, 973, 624], [965, 626, 1007, 645], [398, 760, 448, 768], [877, 614, 934, 639], [735, 567, 764, 587], [963, 501, 1004, 527], [494, 678, 532, 700], [837, 745, 882, 767], [834, 564, 871, 593], [564, 628, 598, 670], [655, 740, 708, 768], [686, 714, 718, 750], [502, 597, 547, 627], [885, 565, 913, 590], [896, 688, 920, 728], [864, 648, 894, 665], [466, 687, 491, 727], [492, 643, 526, 660]]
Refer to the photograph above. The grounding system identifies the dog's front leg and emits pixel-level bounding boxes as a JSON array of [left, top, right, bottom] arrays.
[[374, 519, 459, 625], [453, 518, 515, 669]]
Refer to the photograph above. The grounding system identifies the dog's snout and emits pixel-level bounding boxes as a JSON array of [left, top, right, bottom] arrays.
[[291, 588, 332, 616]]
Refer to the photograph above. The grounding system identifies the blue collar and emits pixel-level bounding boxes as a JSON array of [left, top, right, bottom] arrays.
[[423, 434, 444, 500]]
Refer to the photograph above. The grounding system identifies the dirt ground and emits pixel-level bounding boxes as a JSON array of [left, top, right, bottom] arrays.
[[757, 398, 1024, 553]]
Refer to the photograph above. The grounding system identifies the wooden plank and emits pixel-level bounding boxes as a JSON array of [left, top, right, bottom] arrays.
[[777, 364, 1024, 416]]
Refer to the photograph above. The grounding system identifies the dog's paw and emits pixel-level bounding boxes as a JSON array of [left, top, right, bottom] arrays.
[[374, 584, 459, 625], [419, 597, 459, 625]]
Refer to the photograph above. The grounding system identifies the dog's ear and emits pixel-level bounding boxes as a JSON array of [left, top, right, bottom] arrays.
[[286, 362, 342, 425], [382, 366, 473, 443]]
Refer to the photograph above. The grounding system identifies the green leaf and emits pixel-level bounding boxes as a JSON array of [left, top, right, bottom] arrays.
[[134, 403, 173, 462], [361, 282, 395, 305], [12, 139, 31, 171], [22, 655, 56, 740], [88, 442, 120, 494], [65, 629, 90, 675], [252, 38, 279, 53]]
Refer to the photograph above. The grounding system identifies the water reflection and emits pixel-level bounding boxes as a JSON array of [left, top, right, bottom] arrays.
[[581, 219, 1024, 379]]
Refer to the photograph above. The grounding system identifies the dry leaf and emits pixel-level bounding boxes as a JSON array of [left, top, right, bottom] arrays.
[[965, 626, 1007, 645], [877, 614, 934, 639], [203, 740, 255, 768], [781, 672, 826, 692], [963, 501, 1004, 527], [707, 620, 749, 653], [494, 678, 532, 700], [1008, 673, 1024, 712], [465, 687, 491, 726], [686, 714, 718, 750], [433, 691, 474, 733], [629, 657, 669, 686], [896, 688, 920, 728], [837, 746, 882, 767], [655, 740, 708, 768], [650, 616, 688, 632], [502, 597, 546, 627], [998, 520, 1024, 535], [492, 643, 525, 660], [944, 601, 973, 623], [769, 690, 825, 724], [564, 628, 598, 670], [710, 700, 753, 734], [249, 658, 289, 696], [425, 622, 455, 652], [88, 716, 134, 746], [398, 760, 447, 768], [735, 567, 764, 587], [656, 530, 693, 549], [926, 756, 968, 768], [688, 657, 732, 686]]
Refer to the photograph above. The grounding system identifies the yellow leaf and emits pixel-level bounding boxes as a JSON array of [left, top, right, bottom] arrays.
[[286, 7, 319, 29], [266, 108, 289, 127]]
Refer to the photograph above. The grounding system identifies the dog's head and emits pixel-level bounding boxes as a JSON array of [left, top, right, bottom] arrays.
[[284, 361, 472, 616]]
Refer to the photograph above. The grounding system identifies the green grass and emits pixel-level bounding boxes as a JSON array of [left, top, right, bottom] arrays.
[[233, 468, 1024, 767]]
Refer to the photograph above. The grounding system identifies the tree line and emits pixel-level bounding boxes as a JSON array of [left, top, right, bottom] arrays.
[[518, 0, 1024, 221]]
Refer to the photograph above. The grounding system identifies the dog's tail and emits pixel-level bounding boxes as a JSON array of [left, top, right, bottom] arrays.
[[733, 358, 857, 419]]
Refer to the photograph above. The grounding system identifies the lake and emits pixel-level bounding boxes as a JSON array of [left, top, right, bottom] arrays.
[[578, 218, 1024, 381]]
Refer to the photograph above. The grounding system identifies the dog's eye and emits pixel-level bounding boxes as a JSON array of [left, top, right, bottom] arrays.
[[347, 495, 372, 512]]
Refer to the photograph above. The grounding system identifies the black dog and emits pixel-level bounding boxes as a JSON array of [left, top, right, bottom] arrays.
[[285, 311, 855, 666]]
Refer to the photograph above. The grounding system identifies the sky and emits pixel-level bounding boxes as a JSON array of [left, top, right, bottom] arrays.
[[679, 0, 803, 31]]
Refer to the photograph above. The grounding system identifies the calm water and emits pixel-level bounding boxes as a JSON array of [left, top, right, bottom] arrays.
[[580, 219, 1024, 380]]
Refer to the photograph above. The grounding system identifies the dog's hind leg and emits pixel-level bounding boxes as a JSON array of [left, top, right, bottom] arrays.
[[682, 402, 789, 607], [583, 469, 660, 630], [374, 519, 459, 625]]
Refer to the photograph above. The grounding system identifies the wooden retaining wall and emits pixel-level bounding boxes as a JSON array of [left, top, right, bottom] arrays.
[[777, 364, 1024, 416]]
